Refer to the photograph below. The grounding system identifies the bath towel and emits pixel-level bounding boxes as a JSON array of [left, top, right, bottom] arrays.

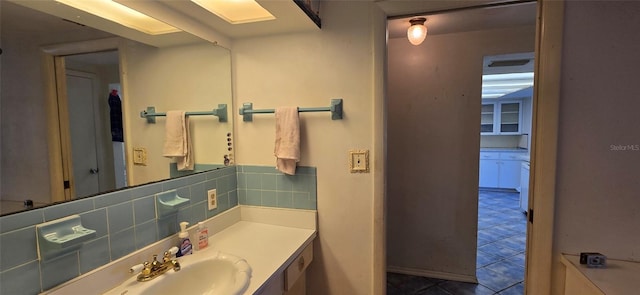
[[163, 111, 194, 171], [274, 107, 300, 175]]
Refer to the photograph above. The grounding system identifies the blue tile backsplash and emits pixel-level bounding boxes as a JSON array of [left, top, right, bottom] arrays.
[[0, 165, 317, 294], [237, 165, 317, 210]]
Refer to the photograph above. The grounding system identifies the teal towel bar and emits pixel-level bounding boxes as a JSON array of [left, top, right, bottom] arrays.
[[140, 104, 228, 123], [239, 98, 343, 122]]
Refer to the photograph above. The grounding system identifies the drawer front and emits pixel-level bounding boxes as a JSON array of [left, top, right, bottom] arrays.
[[285, 243, 313, 291], [480, 152, 500, 160], [500, 152, 527, 160]]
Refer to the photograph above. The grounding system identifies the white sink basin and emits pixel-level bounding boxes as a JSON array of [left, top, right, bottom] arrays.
[[105, 251, 251, 295]]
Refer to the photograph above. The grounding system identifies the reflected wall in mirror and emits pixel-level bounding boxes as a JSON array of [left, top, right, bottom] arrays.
[[0, 1, 233, 215]]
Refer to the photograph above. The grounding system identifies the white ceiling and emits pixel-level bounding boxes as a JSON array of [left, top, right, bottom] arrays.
[[376, 0, 521, 17], [2, 2, 121, 65], [5, 0, 321, 48], [386, 1, 537, 39], [2, 1, 100, 36], [4, 0, 537, 47]]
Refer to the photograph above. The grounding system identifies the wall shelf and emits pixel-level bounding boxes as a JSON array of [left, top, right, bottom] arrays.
[[36, 215, 96, 261], [156, 189, 190, 217]]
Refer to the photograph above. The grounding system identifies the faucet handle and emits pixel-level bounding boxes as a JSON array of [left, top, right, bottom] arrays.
[[129, 263, 144, 274], [141, 261, 151, 275], [163, 247, 178, 262]]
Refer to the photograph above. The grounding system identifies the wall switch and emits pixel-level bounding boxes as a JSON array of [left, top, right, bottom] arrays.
[[349, 149, 369, 173], [132, 147, 147, 165], [207, 189, 217, 210]]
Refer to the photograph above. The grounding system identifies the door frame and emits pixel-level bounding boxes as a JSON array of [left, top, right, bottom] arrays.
[[41, 37, 124, 202], [525, 0, 564, 293]]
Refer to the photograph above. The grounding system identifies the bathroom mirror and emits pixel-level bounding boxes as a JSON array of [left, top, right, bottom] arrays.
[[0, 1, 234, 215]]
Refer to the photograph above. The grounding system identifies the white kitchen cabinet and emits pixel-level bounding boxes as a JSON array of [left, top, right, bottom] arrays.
[[479, 151, 526, 189], [499, 159, 521, 188], [480, 101, 523, 135], [481, 104, 496, 133], [519, 162, 530, 213], [479, 152, 500, 187]]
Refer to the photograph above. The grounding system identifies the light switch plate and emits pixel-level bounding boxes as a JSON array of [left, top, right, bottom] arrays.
[[349, 149, 369, 173], [133, 147, 147, 165]]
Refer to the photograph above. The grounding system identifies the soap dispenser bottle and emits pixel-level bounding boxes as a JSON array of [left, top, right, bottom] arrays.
[[176, 222, 192, 257]]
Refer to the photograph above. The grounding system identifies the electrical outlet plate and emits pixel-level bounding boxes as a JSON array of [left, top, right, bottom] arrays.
[[349, 149, 369, 173], [207, 189, 217, 210], [132, 147, 147, 165]]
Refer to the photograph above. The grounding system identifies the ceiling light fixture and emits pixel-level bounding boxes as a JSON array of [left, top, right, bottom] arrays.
[[190, 0, 275, 24], [55, 0, 180, 35], [407, 17, 427, 46]]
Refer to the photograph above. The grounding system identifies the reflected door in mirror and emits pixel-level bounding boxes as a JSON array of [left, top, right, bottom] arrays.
[[66, 71, 110, 198]]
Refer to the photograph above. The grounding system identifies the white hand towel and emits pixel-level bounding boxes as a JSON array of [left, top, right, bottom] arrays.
[[163, 111, 194, 171], [274, 107, 300, 175]]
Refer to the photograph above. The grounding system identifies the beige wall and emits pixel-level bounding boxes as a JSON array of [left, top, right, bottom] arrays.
[[122, 42, 232, 185], [0, 2, 113, 203], [480, 135, 521, 148], [232, 1, 385, 294], [551, 1, 640, 293], [387, 25, 535, 280]]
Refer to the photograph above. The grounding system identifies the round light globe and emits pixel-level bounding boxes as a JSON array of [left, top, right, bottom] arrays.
[[407, 18, 427, 45]]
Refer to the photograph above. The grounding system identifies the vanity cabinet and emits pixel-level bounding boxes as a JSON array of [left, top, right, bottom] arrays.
[[258, 243, 314, 295], [561, 254, 640, 295], [479, 151, 526, 189], [481, 101, 523, 135]]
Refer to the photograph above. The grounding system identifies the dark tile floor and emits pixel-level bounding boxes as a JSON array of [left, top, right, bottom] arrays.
[[387, 190, 527, 295]]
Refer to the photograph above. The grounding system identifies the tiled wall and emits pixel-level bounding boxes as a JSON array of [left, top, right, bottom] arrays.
[[237, 165, 317, 210], [0, 166, 237, 295], [0, 165, 317, 295]]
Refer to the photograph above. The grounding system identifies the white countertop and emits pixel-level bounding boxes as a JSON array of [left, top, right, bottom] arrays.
[[208, 221, 315, 294], [561, 254, 640, 295], [480, 147, 528, 152], [42, 206, 317, 295], [480, 148, 530, 162]]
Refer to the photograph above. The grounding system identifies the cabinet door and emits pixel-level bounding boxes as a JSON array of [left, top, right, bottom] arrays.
[[499, 102, 522, 134], [480, 103, 495, 134], [479, 159, 499, 187], [519, 164, 529, 212], [258, 272, 284, 295], [498, 160, 521, 189]]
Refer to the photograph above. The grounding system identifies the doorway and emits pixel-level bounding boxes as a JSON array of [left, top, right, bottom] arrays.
[[42, 39, 126, 202], [58, 51, 125, 199], [386, 2, 537, 294], [476, 52, 534, 292]]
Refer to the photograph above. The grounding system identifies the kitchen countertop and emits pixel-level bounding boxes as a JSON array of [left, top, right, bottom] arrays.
[[480, 147, 528, 152], [480, 148, 530, 162]]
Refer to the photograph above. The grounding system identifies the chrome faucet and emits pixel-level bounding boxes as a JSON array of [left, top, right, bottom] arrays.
[[130, 247, 181, 282]]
